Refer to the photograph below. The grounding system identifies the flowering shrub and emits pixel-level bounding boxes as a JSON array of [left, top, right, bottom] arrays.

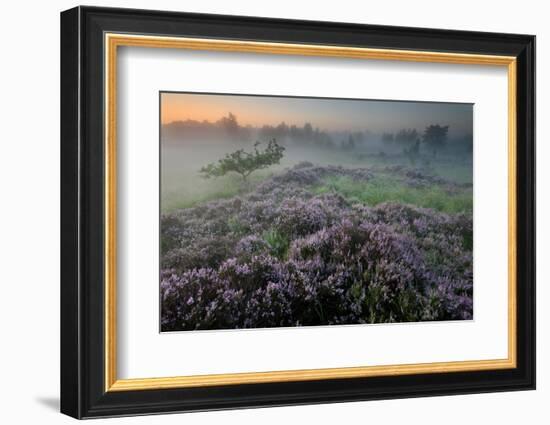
[[161, 163, 473, 331]]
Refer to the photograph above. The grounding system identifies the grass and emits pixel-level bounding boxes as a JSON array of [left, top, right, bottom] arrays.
[[161, 172, 272, 212], [163, 169, 473, 214], [313, 175, 472, 214], [161, 140, 473, 213], [430, 162, 473, 184], [263, 229, 290, 259]]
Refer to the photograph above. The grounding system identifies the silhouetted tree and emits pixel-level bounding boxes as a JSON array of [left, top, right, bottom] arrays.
[[303, 122, 313, 139], [403, 139, 421, 165], [342, 134, 356, 150], [423, 125, 449, 157], [395, 128, 419, 145], [382, 132, 394, 143], [217, 112, 239, 136]]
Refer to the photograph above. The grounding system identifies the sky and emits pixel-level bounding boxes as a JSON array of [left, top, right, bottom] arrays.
[[161, 92, 473, 137]]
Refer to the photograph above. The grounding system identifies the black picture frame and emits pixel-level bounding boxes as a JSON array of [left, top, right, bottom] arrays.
[[61, 5, 535, 419]]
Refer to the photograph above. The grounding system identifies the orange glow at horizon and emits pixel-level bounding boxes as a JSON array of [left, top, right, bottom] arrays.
[[161, 92, 286, 127], [160, 92, 474, 136]]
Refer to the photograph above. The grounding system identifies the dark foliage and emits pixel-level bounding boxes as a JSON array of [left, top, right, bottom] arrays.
[[200, 139, 285, 182]]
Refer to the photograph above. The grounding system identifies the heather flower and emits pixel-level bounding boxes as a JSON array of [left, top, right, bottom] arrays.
[[160, 164, 473, 331]]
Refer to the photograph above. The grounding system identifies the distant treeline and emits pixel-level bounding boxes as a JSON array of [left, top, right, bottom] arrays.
[[163, 113, 336, 148], [163, 113, 472, 155]]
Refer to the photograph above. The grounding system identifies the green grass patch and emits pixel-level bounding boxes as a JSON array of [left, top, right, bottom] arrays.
[[161, 172, 270, 213], [263, 229, 290, 259], [313, 175, 472, 214], [429, 163, 473, 184]]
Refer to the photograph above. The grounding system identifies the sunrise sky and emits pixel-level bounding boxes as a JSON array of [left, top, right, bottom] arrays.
[[161, 92, 473, 136]]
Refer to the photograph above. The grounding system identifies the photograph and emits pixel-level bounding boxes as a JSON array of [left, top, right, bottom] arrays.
[[58, 4, 536, 419], [159, 92, 474, 332]]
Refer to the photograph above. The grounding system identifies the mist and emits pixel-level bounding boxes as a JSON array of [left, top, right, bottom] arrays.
[[161, 111, 473, 213]]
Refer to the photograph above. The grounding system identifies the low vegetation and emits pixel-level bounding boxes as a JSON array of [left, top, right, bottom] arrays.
[[161, 162, 473, 331], [313, 174, 472, 214]]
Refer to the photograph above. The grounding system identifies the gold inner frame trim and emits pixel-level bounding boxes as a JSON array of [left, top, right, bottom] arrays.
[[104, 33, 518, 392]]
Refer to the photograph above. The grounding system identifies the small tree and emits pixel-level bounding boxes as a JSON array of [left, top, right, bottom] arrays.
[[341, 134, 356, 150], [395, 128, 419, 145], [200, 139, 285, 183], [381, 132, 394, 143], [423, 124, 449, 157], [217, 112, 239, 135], [403, 138, 421, 166]]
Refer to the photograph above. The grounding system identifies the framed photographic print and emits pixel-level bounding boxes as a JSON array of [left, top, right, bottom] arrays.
[[60, 6, 535, 419]]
